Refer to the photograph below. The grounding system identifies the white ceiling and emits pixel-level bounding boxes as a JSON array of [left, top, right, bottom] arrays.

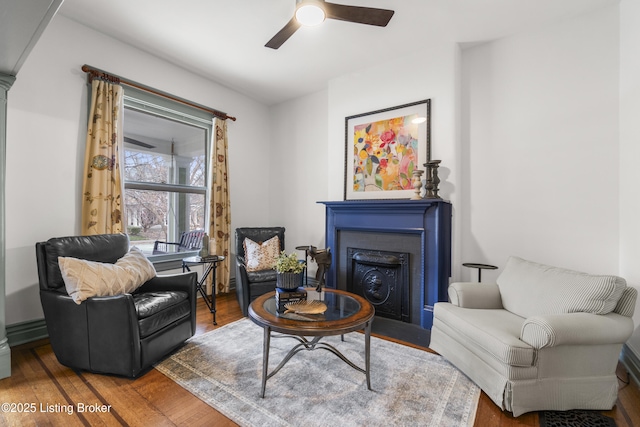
[[0, 0, 63, 75], [58, 0, 618, 106]]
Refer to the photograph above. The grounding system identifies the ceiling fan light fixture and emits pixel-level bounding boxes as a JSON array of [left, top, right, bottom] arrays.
[[266, 0, 394, 49], [295, 3, 326, 26]]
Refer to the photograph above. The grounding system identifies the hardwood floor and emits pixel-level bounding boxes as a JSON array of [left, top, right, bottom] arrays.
[[1, 292, 639, 426]]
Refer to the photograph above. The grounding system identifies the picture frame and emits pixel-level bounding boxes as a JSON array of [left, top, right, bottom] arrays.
[[344, 99, 431, 200]]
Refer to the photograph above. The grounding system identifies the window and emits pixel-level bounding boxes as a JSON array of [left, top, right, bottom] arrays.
[[122, 87, 212, 257]]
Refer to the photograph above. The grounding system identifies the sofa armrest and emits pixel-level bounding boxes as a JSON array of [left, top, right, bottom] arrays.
[[137, 273, 197, 298], [448, 282, 503, 309], [40, 290, 91, 370], [521, 312, 635, 349], [85, 294, 141, 375]]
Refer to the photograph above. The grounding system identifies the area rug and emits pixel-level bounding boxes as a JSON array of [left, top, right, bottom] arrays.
[[539, 410, 617, 427], [155, 318, 480, 427]]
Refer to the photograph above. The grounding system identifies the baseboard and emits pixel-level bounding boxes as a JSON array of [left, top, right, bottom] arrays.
[[621, 343, 640, 386], [6, 318, 48, 347]]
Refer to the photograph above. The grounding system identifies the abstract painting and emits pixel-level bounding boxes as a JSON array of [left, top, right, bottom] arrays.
[[344, 100, 430, 200]]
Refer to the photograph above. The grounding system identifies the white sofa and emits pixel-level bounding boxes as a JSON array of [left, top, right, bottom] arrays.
[[430, 256, 637, 417]]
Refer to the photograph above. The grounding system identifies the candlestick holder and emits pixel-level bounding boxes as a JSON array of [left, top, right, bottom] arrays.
[[410, 169, 424, 200], [424, 160, 442, 199]]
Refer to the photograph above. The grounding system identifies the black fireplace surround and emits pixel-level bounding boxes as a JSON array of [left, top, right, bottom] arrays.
[[320, 200, 452, 330]]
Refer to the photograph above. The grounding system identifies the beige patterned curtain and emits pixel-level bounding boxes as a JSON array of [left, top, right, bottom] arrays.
[[81, 79, 124, 235], [208, 118, 231, 294]]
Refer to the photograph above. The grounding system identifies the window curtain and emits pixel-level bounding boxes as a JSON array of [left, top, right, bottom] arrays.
[[81, 79, 124, 235], [208, 118, 231, 294]]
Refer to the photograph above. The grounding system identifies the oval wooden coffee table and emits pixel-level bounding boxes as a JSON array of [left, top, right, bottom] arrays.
[[248, 288, 375, 398]]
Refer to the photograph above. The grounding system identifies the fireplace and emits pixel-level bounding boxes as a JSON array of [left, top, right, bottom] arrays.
[[347, 248, 410, 322], [319, 199, 452, 330]]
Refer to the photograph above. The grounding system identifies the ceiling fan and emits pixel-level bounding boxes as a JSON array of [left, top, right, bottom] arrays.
[[266, 0, 394, 50]]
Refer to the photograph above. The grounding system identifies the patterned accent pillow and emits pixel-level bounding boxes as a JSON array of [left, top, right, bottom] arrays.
[[58, 246, 157, 305], [243, 236, 280, 272]]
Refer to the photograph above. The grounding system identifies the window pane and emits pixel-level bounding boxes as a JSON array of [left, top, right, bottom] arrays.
[[122, 97, 211, 257], [123, 108, 206, 187], [125, 189, 205, 255]]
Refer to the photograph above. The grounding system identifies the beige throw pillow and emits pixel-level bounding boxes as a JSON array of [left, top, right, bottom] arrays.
[[243, 236, 280, 272], [59, 246, 157, 305]]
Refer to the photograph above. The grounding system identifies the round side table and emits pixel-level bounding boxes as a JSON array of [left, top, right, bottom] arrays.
[[462, 262, 498, 282]]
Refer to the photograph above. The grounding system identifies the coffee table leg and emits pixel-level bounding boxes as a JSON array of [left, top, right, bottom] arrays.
[[261, 326, 271, 398], [365, 320, 371, 390]]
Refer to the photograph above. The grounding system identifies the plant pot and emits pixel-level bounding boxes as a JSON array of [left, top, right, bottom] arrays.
[[276, 272, 303, 290]]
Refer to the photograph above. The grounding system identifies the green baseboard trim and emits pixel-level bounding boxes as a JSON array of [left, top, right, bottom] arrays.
[[621, 343, 640, 386], [6, 318, 48, 347]]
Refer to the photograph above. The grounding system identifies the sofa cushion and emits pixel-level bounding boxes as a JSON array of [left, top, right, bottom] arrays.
[[497, 257, 626, 318], [434, 303, 536, 367], [59, 247, 156, 304], [133, 291, 190, 338], [243, 235, 280, 272]]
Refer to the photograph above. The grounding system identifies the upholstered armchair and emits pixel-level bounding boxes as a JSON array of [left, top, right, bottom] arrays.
[[430, 256, 637, 417], [36, 233, 197, 378], [235, 227, 285, 316]]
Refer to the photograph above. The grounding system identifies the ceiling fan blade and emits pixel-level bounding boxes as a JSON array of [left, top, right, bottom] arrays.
[[324, 2, 394, 27], [265, 17, 301, 49]]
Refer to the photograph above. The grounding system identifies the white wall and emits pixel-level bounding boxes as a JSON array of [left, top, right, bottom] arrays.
[[619, 0, 640, 358], [461, 2, 640, 360], [5, 15, 271, 324], [269, 39, 464, 278], [460, 6, 620, 283], [327, 43, 463, 278], [269, 89, 329, 275]]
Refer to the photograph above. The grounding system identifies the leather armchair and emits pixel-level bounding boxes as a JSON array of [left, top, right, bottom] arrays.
[[36, 233, 197, 378], [235, 227, 285, 316]]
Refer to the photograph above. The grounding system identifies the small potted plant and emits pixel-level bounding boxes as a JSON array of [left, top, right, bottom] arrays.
[[274, 251, 306, 290]]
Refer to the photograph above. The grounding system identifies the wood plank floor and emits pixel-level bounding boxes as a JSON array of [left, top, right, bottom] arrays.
[[1, 292, 638, 426]]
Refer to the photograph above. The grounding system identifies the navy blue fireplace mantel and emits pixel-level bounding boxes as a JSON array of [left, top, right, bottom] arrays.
[[319, 199, 452, 329]]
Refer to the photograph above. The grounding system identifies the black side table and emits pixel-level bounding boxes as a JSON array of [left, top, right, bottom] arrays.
[[182, 255, 225, 324], [462, 262, 498, 282]]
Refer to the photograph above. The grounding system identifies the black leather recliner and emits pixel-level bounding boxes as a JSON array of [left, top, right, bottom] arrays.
[[234, 227, 285, 316], [35, 233, 197, 378]]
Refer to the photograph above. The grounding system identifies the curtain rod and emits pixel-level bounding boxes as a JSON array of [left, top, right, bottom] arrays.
[[81, 65, 236, 122]]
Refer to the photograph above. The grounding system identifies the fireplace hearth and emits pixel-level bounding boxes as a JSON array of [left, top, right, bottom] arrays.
[[320, 199, 452, 331]]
